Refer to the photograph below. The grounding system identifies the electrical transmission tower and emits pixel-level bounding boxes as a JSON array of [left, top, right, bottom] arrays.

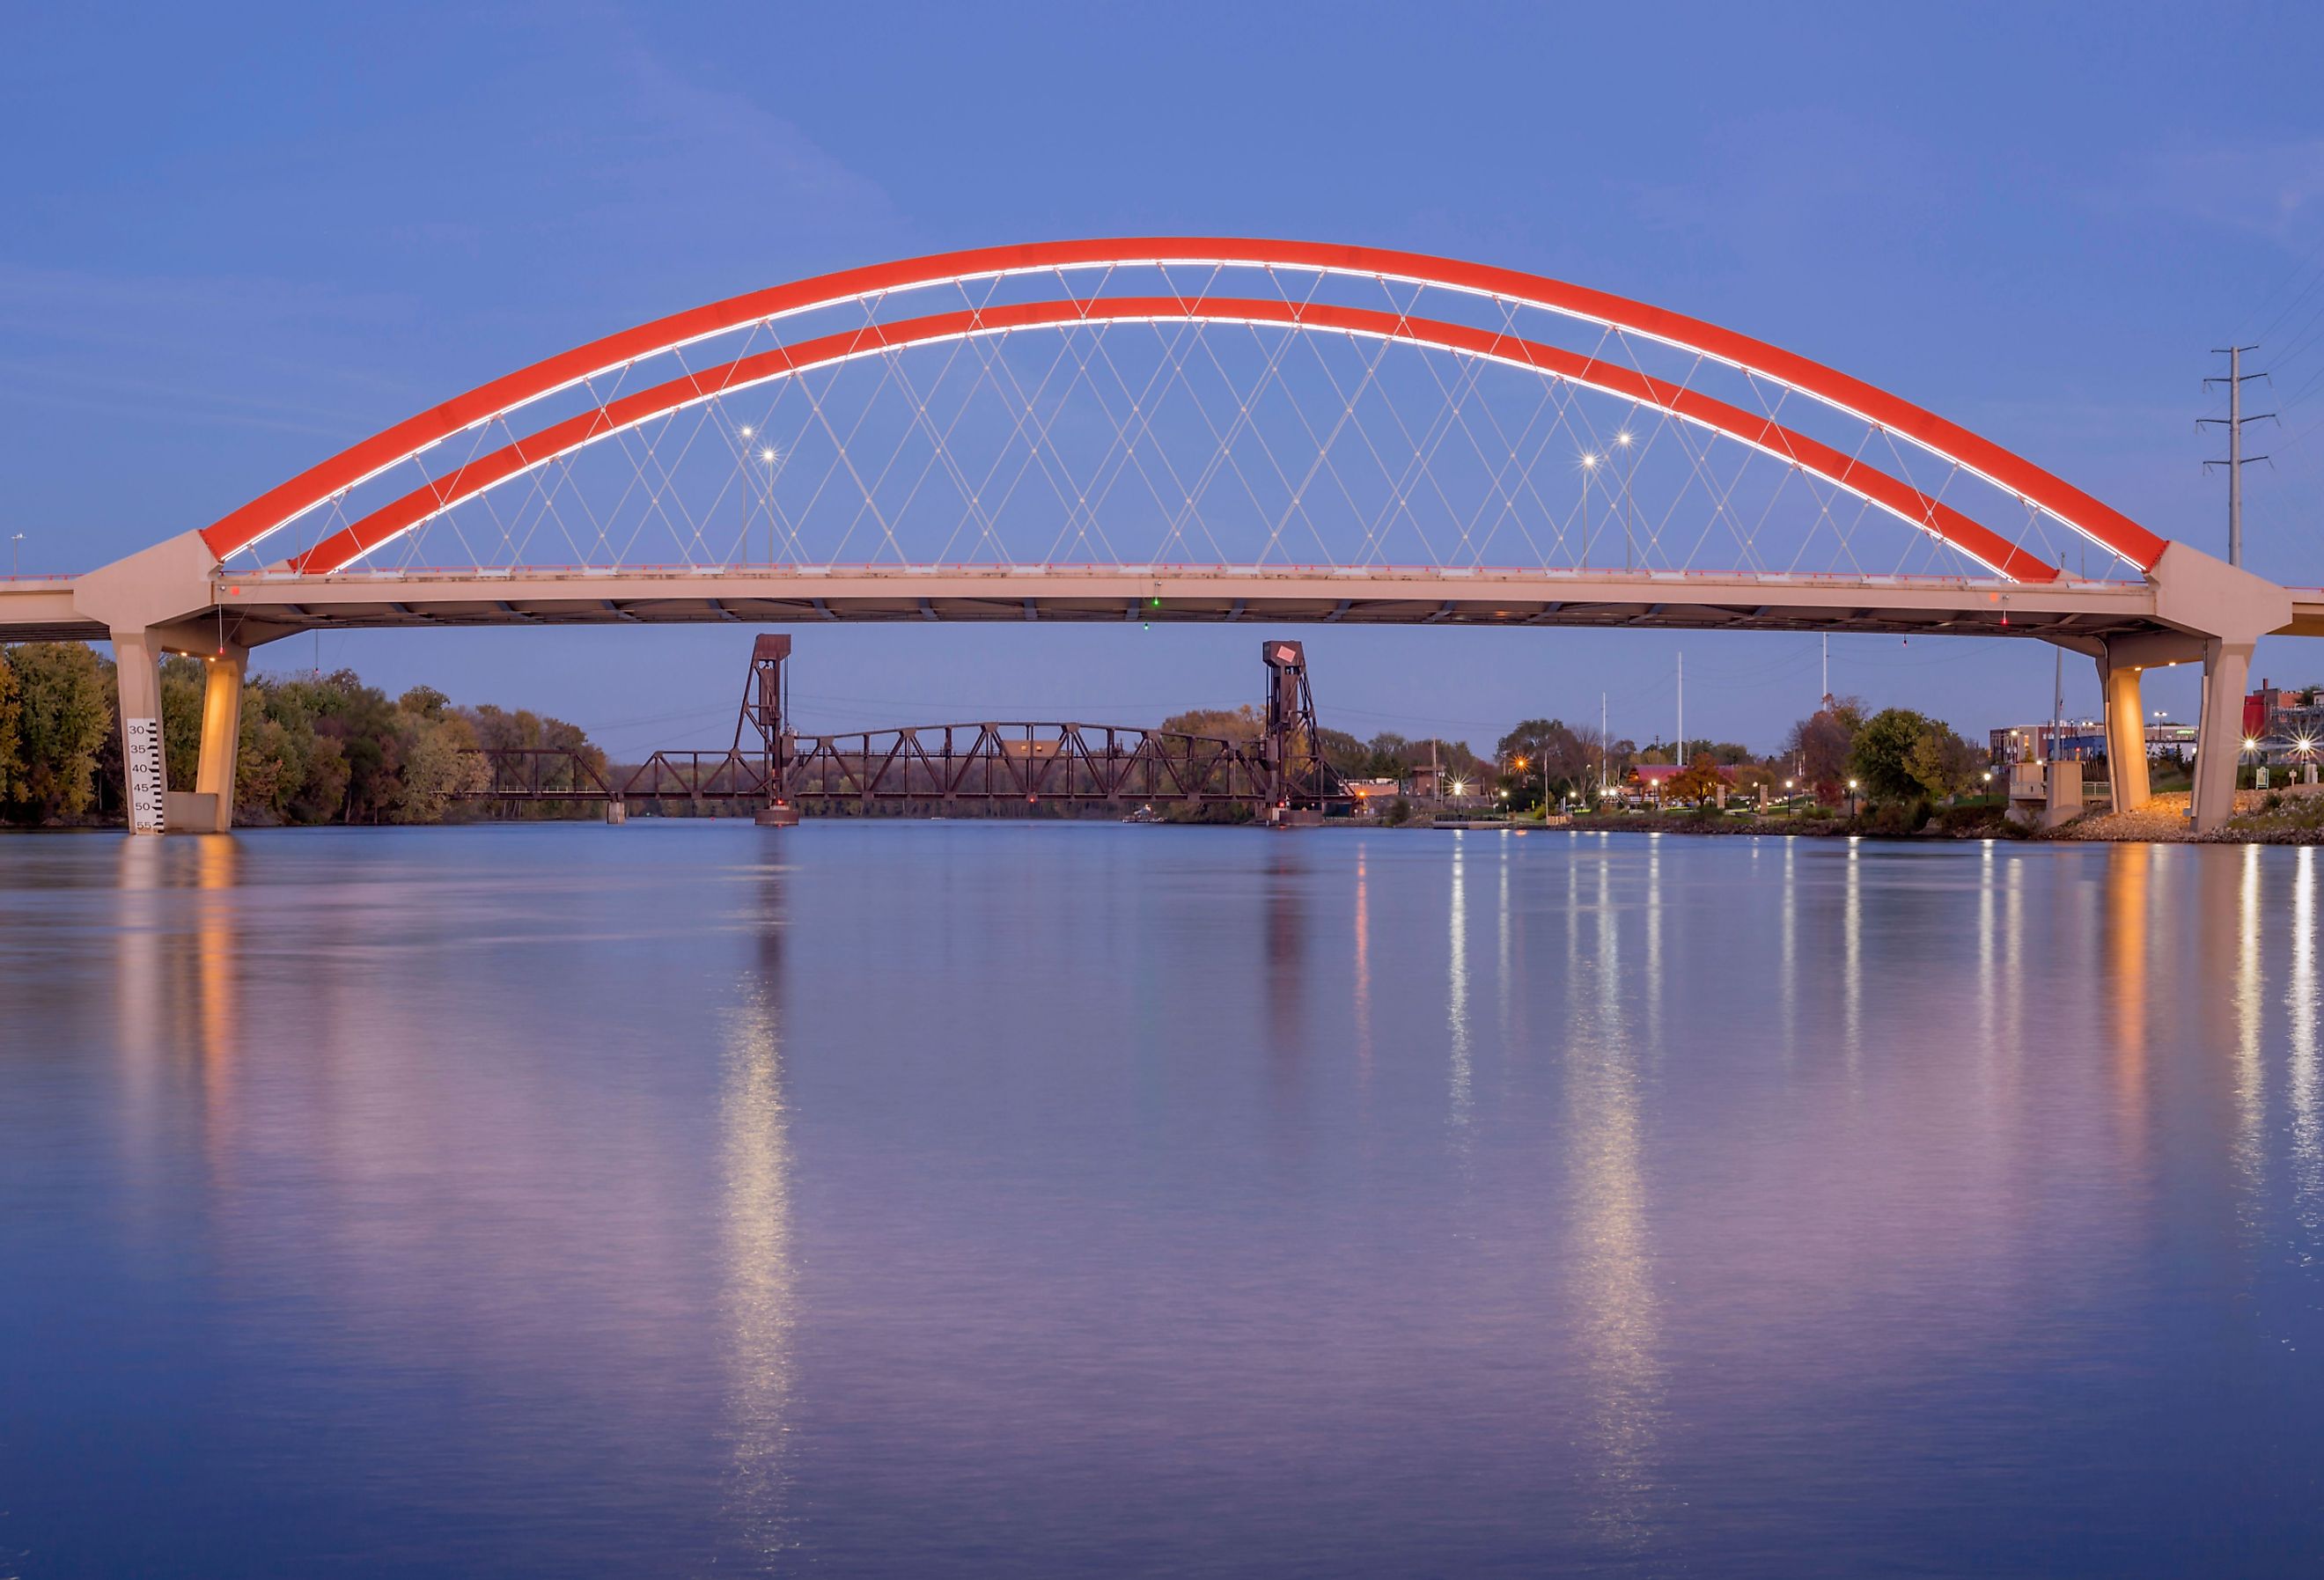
[[2200, 345, 2275, 567]]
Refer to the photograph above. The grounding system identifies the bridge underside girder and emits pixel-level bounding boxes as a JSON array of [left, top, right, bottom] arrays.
[[189, 568, 2174, 647]]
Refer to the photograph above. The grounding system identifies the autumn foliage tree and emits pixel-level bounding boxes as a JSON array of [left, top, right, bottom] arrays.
[[1667, 753, 1728, 805], [1783, 695, 1866, 786]]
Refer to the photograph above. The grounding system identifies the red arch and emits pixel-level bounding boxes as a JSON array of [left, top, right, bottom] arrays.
[[288, 298, 2062, 582], [201, 238, 2163, 573]]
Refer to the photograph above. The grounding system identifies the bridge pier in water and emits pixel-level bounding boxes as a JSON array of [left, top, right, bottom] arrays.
[[2097, 650, 2151, 814], [2193, 638, 2255, 832], [107, 625, 246, 835]]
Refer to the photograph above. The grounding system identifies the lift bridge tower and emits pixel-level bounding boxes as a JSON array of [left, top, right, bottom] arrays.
[[1260, 639, 1344, 827], [739, 633, 800, 827]]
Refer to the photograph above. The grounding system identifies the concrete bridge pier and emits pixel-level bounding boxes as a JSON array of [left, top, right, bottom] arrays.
[[2097, 542, 2294, 835], [188, 643, 246, 833], [2191, 637, 2255, 834], [110, 628, 169, 834], [2098, 650, 2152, 814], [2090, 633, 2248, 834], [107, 622, 246, 835]]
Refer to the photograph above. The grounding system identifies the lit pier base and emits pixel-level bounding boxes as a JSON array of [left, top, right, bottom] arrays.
[[754, 801, 801, 827], [605, 799, 629, 826], [2098, 650, 2151, 814], [2191, 638, 2254, 834], [1266, 806, 1324, 828], [185, 643, 246, 833]]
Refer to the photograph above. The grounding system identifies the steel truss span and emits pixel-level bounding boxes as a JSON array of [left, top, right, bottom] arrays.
[[191, 239, 2168, 589], [471, 724, 1318, 811]]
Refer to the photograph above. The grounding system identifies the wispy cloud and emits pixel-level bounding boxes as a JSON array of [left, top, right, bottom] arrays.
[[506, 6, 907, 258], [2092, 137, 2324, 246]]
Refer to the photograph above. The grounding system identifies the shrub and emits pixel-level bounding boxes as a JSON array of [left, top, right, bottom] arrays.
[[1867, 797, 1931, 834], [1936, 801, 2009, 835]]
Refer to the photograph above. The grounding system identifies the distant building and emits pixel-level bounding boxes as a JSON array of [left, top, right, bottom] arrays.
[[2246, 678, 2324, 763], [1989, 720, 2195, 767]]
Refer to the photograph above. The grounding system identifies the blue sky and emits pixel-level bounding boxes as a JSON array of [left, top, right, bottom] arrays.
[[7, 2, 2324, 756]]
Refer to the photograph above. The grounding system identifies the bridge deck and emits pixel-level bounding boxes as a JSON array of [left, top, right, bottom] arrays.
[[205, 566, 2164, 644], [5, 565, 2305, 647]]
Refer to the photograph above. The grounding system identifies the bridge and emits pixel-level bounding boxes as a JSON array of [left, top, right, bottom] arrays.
[[1, 237, 2313, 833], [468, 635, 1345, 824]]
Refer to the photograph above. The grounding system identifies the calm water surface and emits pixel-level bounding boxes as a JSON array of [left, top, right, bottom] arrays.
[[2, 824, 2320, 1576]]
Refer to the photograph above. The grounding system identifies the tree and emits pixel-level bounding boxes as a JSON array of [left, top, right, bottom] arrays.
[[236, 704, 308, 823], [1904, 720, 1982, 802], [1668, 753, 1727, 805], [393, 711, 489, 823], [4, 642, 113, 821], [1316, 727, 1369, 775], [1363, 731, 1409, 775], [1784, 695, 1866, 785], [1496, 717, 1591, 793], [0, 650, 20, 805], [1848, 707, 1935, 803], [1158, 703, 1261, 740]]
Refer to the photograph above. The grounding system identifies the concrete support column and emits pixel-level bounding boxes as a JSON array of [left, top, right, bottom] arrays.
[[111, 628, 167, 834], [194, 644, 246, 833], [2191, 637, 2255, 834], [2098, 651, 2151, 813]]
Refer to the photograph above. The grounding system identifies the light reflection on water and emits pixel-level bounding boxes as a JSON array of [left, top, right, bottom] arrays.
[[2, 823, 2322, 1576]]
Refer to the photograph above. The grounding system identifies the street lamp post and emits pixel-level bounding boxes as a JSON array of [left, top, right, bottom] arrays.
[[1579, 452, 1600, 566], [1847, 778, 1860, 818], [759, 445, 779, 564], [8, 532, 20, 578], [1615, 428, 1636, 570]]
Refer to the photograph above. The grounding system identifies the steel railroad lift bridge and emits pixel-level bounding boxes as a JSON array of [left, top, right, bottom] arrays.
[[469, 635, 1348, 825]]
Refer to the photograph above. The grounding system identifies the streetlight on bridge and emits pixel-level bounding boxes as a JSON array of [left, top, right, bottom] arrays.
[[1615, 427, 1636, 570], [1578, 452, 1600, 563]]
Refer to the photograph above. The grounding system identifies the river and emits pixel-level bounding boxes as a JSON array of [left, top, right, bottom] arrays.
[[1, 824, 2319, 1576]]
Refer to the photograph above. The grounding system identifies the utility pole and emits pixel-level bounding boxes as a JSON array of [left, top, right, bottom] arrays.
[[1676, 652, 1684, 768], [2201, 345, 2274, 568], [1820, 633, 1830, 709], [1600, 691, 1607, 798]]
